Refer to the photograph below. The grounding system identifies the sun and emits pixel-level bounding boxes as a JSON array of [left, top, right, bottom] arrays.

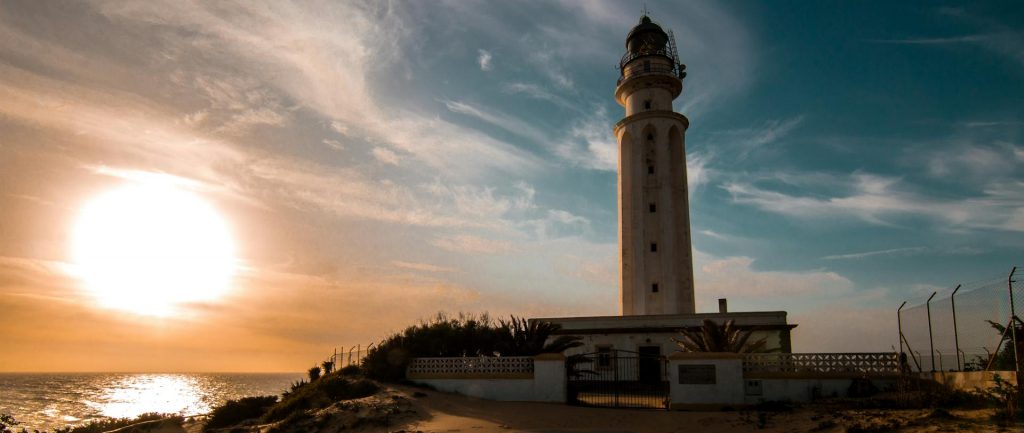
[[71, 183, 236, 316]]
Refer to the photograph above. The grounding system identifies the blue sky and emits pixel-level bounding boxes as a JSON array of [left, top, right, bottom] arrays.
[[0, 1, 1021, 371]]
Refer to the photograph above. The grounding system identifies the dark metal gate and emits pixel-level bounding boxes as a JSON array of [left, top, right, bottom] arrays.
[[566, 349, 669, 409]]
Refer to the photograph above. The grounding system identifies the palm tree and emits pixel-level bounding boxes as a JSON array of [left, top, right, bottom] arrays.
[[499, 316, 583, 355], [673, 319, 770, 353], [985, 317, 1024, 370]]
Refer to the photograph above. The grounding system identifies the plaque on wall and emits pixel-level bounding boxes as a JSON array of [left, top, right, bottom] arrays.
[[678, 364, 716, 384]]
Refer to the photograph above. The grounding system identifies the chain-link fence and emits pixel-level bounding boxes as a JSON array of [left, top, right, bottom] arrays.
[[320, 344, 374, 372], [898, 267, 1020, 373]]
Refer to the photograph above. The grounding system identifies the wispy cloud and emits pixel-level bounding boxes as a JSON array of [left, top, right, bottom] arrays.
[[822, 247, 929, 260], [431, 234, 518, 255], [554, 107, 617, 171], [372, 147, 400, 165], [694, 250, 855, 305], [822, 246, 984, 260], [869, 35, 991, 45], [502, 82, 577, 111], [724, 172, 1024, 232], [392, 260, 458, 273], [706, 116, 805, 159], [442, 99, 548, 145], [870, 29, 1024, 68], [477, 49, 492, 71]]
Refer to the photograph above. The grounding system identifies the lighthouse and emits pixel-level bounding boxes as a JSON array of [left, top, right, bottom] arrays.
[[533, 14, 794, 361], [614, 15, 694, 316]]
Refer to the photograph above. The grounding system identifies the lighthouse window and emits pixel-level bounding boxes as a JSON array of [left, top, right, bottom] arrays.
[[650, 243, 657, 252], [648, 165, 655, 174], [643, 60, 651, 72], [649, 203, 656, 212], [647, 133, 654, 141], [652, 283, 659, 293], [644, 100, 651, 110]]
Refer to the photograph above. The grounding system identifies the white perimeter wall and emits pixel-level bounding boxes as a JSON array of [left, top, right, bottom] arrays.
[[409, 355, 565, 402]]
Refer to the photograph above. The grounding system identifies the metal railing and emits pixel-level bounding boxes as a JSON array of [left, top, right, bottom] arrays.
[[617, 62, 685, 85]]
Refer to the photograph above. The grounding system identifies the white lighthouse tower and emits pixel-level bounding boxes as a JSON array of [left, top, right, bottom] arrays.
[[533, 14, 794, 358], [615, 15, 694, 315]]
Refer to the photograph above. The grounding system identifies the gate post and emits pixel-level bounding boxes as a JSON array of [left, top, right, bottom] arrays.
[[613, 350, 620, 407]]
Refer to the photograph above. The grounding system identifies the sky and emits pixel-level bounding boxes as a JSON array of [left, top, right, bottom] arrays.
[[0, 1, 1022, 372]]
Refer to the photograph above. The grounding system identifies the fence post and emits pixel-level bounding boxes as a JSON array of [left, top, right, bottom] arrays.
[[897, 301, 907, 356], [1008, 267, 1019, 392], [926, 291, 937, 372], [950, 284, 962, 371]]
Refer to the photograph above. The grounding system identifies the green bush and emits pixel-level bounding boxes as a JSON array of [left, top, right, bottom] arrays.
[[361, 312, 581, 382], [203, 396, 278, 431], [262, 374, 378, 423]]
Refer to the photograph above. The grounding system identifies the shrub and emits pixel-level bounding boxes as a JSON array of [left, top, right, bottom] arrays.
[[307, 366, 322, 381], [62, 413, 175, 433], [204, 396, 278, 431], [1, 413, 179, 433], [338, 365, 361, 376], [262, 374, 378, 423]]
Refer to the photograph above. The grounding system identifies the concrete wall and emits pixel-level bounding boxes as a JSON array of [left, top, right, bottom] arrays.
[[667, 353, 899, 408], [746, 378, 894, 403], [416, 378, 535, 401], [667, 353, 745, 410], [409, 355, 565, 402], [921, 371, 1017, 391]]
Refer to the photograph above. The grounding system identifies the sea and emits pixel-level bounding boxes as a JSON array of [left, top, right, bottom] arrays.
[[0, 373, 304, 432]]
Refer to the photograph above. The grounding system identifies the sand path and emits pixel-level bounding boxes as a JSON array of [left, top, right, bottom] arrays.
[[391, 386, 1006, 433]]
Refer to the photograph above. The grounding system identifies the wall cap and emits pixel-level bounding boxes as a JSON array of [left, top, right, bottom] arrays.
[[534, 353, 567, 361], [669, 352, 746, 360]]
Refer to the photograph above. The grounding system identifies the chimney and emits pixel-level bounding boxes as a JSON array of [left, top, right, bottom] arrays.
[[718, 298, 728, 313]]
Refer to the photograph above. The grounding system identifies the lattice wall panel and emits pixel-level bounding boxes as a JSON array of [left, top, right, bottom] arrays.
[[743, 353, 899, 377], [407, 356, 534, 379]]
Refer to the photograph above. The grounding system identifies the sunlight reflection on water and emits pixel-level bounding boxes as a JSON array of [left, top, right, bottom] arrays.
[[0, 373, 303, 431], [86, 375, 210, 419]]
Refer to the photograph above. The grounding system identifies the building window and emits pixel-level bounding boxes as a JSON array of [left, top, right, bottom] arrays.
[[596, 345, 613, 369], [649, 203, 656, 213], [652, 283, 659, 293], [644, 100, 651, 110], [650, 243, 657, 252], [647, 133, 654, 141], [647, 165, 654, 174]]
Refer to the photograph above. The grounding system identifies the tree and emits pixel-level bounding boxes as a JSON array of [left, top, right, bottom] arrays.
[[498, 316, 583, 355], [985, 317, 1024, 371], [672, 319, 770, 353]]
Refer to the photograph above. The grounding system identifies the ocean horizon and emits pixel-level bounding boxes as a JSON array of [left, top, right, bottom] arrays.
[[0, 372, 305, 431]]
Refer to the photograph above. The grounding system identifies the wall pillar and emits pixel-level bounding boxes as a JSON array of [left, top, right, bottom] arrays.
[[533, 353, 566, 402], [667, 352, 745, 410]]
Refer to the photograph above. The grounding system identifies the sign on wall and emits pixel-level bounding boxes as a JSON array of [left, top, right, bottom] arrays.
[[678, 364, 716, 384]]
